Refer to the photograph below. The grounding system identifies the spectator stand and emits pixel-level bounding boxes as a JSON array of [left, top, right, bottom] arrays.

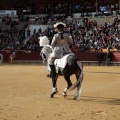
[[0, 50, 120, 65], [0, 2, 120, 66]]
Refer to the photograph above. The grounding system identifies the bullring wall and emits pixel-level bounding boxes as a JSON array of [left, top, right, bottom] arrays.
[[0, 51, 120, 63]]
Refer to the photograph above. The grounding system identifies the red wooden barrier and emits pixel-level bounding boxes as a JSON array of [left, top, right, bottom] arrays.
[[112, 52, 120, 62], [74, 52, 98, 61], [0, 51, 120, 62]]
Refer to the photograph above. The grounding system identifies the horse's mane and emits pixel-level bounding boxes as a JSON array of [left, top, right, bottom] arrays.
[[42, 45, 53, 57]]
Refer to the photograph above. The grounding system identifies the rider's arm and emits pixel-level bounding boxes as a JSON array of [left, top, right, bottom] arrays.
[[51, 34, 57, 47], [67, 35, 73, 45]]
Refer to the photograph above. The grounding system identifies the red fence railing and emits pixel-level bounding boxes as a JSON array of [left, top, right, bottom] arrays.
[[0, 51, 120, 62]]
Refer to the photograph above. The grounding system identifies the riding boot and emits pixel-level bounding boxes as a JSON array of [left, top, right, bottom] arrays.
[[49, 65, 56, 77]]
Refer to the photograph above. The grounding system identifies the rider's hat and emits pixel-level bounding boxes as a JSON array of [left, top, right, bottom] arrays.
[[54, 22, 66, 28]]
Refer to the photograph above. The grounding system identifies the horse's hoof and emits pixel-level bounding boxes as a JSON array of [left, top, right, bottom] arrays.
[[74, 96, 77, 100], [50, 94, 54, 98], [56, 90, 58, 94], [63, 92, 67, 98], [46, 74, 49, 77], [47, 74, 51, 78], [63, 94, 67, 98], [74, 96, 80, 101], [50, 92, 57, 98]]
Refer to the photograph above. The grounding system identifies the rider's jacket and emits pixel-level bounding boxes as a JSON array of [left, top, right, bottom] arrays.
[[51, 32, 73, 58]]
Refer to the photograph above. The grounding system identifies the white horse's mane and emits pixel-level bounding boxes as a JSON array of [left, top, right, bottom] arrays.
[[42, 45, 53, 57]]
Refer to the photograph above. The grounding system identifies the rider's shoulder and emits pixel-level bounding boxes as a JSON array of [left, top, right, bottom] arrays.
[[53, 33, 59, 37], [53, 33, 62, 38], [54, 32, 68, 36]]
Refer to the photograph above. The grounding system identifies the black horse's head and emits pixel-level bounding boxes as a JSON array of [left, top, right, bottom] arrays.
[[40, 45, 53, 65]]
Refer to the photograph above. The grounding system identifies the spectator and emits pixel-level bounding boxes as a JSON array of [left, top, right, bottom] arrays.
[[33, 29, 36, 34], [83, 16, 88, 28], [35, 16, 39, 21], [97, 49, 105, 66], [26, 27, 31, 38], [9, 51, 16, 64], [105, 47, 113, 66], [38, 27, 42, 33]]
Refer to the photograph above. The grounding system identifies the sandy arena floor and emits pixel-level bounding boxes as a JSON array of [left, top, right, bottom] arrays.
[[0, 63, 120, 120]]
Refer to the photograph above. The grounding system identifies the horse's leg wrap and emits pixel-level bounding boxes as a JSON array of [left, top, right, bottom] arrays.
[[63, 88, 67, 97], [50, 87, 57, 98], [50, 77, 58, 98], [52, 87, 57, 93]]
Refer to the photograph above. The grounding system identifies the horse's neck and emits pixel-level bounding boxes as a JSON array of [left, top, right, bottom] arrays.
[[44, 45, 52, 59]]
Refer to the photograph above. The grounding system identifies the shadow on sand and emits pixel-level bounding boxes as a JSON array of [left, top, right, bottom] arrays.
[[79, 96, 120, 105]]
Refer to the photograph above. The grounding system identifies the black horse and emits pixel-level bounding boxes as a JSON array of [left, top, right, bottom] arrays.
[[40, 45, 83, 100]]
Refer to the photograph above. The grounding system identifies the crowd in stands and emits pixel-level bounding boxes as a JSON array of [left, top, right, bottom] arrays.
[[47, 15, 119, 52], [14, 1, 119, 16], [24, 15, 119, 52], [0, 15, 28, 51], [43, 2, 119, 16], [0, 0, 120, 53], [68, 16, 120, 52], [1, 14, 120, 53]]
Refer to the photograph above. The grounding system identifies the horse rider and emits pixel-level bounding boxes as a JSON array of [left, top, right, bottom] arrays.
[[48, 22, 73, 77]]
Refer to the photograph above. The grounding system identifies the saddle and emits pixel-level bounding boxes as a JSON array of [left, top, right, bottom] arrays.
[[54, 54, 82, 72], [54, 54, 70, 68], [47, 54, 72, 73]]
